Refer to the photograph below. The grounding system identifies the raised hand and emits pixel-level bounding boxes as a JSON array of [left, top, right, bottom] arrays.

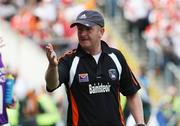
[[45, 43, 58, 66]]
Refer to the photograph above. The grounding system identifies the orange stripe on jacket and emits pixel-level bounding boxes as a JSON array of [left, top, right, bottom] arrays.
[[128, 66, 139, 86], [118, 93, 125, 126], [70, 90, 79, 126]]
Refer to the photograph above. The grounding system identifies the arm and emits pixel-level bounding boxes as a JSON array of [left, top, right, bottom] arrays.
[[126, 92, 145, 125], [45, 65, 59, 91], [45, 43, 59, 91]]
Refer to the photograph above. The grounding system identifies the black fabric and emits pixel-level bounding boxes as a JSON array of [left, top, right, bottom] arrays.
[[70, 10, 104, 28], [48, 41, 141, 126]]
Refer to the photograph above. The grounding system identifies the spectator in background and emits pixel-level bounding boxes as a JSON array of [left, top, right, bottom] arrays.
[[10, 6, 39, 38], [0, 37, 16, 126], [144, 0, 180, 87], [18, 88, 60, 126], [156, 85, 180, 126], [138, 64, 150, 90], [0, 0, 17, 21], [122, 0, 152, 50]]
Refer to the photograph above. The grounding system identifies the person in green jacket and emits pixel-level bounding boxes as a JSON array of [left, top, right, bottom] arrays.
[[16, 88, 60, 126]]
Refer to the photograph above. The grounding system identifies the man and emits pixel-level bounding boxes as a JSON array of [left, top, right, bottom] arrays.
[[45, 10, 145, 126]]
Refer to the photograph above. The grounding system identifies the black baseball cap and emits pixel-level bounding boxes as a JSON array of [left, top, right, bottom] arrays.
[[70, 10, 104, 28]]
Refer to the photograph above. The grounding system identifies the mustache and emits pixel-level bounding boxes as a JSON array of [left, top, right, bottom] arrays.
[[79, 36, 89, 40]]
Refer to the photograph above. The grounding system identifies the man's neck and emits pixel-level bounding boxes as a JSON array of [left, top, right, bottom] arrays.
[[86, 45, 101, 55]]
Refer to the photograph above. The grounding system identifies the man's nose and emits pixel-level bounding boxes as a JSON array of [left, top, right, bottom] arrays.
[[80, 29, 88, 35]]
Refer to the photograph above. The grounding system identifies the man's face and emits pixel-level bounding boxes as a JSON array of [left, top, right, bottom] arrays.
[[76, 24, 104, 50]]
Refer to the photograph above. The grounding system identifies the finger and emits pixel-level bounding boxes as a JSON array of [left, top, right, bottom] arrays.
[[51, 51, 56, 58], [45, 45, 52, 53], [46, 44, 55, 55], [45, 44, 53, 55], [46, 43, 53, 50]]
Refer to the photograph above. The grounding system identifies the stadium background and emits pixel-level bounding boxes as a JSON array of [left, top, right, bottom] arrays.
[[0, 0, 180, 125]]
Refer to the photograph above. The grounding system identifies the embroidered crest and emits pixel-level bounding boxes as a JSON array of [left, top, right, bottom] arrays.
[[78, 73, 89, 82], [108, 69, 117, 80]]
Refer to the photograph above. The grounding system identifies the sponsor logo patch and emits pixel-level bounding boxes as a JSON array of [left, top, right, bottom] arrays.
[[89, 82, 111, 94], [78, 73, 89, 82]]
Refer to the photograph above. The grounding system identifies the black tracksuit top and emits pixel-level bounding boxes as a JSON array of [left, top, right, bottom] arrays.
[[47, 41, 141, 126]]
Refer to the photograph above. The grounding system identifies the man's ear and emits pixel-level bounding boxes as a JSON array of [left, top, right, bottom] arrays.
[[99, 27, 105, 38]]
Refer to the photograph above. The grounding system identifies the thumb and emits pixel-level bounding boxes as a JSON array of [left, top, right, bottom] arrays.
[[50, 51, 58, 66]]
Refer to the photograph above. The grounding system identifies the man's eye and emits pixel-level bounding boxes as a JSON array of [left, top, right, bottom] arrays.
[[86, 27, 91, 30]]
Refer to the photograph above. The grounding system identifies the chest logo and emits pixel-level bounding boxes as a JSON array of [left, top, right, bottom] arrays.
[[108, 69, 117, 80], [78, 73, 89, 82]]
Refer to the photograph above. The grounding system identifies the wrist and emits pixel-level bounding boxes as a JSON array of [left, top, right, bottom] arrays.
[[136, 124, 146, 126], [49, 63, 58, 68]]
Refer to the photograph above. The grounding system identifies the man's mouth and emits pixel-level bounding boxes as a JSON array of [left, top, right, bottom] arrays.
[[80, 38, 88, 41]]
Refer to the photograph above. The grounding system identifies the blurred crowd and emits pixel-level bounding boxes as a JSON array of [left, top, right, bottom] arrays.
[[119, 0, 180, 125], [121, 0, 180, 86], [1, 0, 180, 126], [0, 0, 100, 54]]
